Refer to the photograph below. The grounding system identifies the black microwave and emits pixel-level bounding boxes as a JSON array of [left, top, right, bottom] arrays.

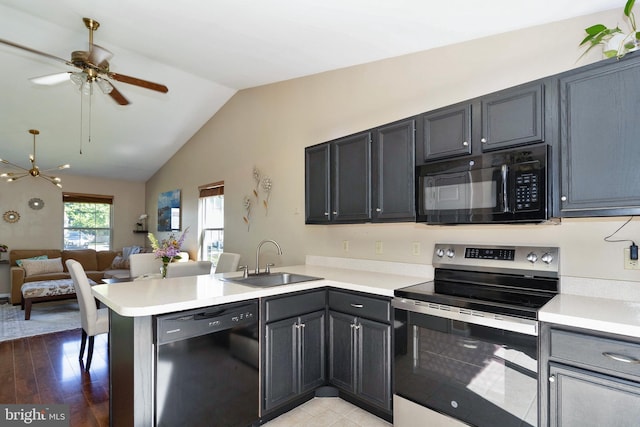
[[416, 144, 549, 224]]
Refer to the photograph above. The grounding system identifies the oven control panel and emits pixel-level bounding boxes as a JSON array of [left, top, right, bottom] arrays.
[[433, 243, 559, 277]]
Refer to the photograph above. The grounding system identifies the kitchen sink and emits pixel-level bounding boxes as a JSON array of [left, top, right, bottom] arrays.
[[221, 272, 323, 287]]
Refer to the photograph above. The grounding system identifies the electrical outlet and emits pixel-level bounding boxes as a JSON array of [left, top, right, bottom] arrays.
[[375, 241, 383, 255], [412, 242, 421, 256], [624, 248, 640, 270], [343, 240, 349, 252]]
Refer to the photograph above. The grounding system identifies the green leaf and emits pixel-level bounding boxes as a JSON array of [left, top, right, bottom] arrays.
[[625, 0, 636, 17], [585, 24, 607, 35], [603, 49, 619, 58]]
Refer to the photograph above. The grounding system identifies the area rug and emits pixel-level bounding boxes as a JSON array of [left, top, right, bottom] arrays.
[[0, 300, 81, 342]]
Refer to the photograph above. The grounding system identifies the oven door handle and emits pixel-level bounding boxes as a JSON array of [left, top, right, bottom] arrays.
[[392, 298, 538, 336]]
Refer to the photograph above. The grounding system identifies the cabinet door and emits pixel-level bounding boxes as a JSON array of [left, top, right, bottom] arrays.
[[481, 83, 544, 151], [264, 317, 297, 411], [356, 317, 392, 411], [299, 310, 326, 394], [328, 310, 355, 392], [549, 363, 640, 427], [417, 103, 472, 163], [559, 57, 640, 216], [305, 144, 331, 223], [371, 118, 416, 222], [332, 132, 372, 222]]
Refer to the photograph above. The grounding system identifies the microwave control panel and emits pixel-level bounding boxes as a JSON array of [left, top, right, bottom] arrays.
[[514, 168, 540, 212]]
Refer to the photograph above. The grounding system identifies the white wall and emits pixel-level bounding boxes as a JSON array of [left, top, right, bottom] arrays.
[[0, 174, 146, 250], [146, 9, 640, 285]]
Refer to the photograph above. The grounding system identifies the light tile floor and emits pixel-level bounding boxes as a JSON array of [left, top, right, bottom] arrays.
[[263, 397, 392, 427]]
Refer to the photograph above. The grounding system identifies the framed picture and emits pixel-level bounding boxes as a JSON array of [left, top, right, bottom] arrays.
[[158, 189, 181, 231]]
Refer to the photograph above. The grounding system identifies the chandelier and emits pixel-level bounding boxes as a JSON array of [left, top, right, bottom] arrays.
[[0, 129, 70, 188]]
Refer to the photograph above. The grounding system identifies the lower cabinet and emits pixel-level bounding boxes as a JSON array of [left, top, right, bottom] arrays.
[[541, 323, 640, 426], [262, 290, 326, 414], [328, 290, 392, 413]]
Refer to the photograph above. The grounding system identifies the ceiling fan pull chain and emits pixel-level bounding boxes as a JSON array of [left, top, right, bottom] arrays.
[[79, 92, 84, 154]]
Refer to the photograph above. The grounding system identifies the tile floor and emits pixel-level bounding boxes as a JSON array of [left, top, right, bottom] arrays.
[[263, 397, 392, 427]]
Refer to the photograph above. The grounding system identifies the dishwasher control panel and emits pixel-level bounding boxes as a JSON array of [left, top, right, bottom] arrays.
[[155, 300, 258, 345]]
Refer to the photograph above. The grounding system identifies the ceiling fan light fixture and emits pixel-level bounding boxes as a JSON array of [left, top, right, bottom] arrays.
[[70, 72, 85, 87], [96, 78, 113, 94]]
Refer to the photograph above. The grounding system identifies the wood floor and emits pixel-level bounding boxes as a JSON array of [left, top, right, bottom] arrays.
[[0, 328, 109, 426]]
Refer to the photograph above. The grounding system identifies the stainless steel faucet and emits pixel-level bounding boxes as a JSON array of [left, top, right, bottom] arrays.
[[255, 239, 283, 275]]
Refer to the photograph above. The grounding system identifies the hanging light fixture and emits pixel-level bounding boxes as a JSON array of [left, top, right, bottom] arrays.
[[0, 129, 70, 188]]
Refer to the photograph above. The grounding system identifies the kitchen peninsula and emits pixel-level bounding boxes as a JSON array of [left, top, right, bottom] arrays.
[[91, 256, 430, 426]]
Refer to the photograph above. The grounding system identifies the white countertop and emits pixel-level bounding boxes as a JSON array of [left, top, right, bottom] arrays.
[[92, 262, 429, 317], [540, 294, 640, 339]]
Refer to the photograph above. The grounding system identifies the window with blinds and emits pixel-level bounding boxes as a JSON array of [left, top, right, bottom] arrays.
[[198, 182, 224, 263], [62, 192, 113, 250]]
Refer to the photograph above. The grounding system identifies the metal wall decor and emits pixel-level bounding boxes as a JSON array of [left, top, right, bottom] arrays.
[[3, 210, 20, 223], [28, 197, 44, 210]]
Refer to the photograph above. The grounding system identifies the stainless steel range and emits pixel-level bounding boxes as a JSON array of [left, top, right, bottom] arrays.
[[393, 243, 559, 427]]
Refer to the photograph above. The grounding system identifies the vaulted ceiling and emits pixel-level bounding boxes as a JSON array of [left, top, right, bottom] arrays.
[[0, 0, 621, 182]]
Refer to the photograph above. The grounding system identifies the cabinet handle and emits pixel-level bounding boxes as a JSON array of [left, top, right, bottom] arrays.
[[602, 352, 640, 364], [561, 196, 567, 202], [324, 212, 329, 216], [481, 137, 487, 143], [299, 323, 305, 329], [375, 208, 381, 212], [548, 375, 555, 383], [350, 303, 364, 308], [462, 141, 469, 146], [332, 211, 337, 215]]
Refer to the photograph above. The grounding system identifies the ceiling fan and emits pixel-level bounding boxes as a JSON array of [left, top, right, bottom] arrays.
[[0, 17, 168, 105]]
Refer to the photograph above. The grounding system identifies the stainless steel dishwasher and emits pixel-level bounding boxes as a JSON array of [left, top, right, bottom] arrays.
[[155, 300, 260, 426]]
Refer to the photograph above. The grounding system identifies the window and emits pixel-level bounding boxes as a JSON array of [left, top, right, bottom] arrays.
[[198, 182, 224, 264], [63, 193, 113, 251]]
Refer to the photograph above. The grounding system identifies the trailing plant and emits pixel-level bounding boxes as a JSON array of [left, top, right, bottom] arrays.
[[580, 0, 640, 58]]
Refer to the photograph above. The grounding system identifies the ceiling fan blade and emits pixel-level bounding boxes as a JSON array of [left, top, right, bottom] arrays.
[[30, 72, 71, 85], [108, 84, 130, 105], [108, 72, 168, 93], [0, 38, 74, 68], [88, 44, 113, 68]]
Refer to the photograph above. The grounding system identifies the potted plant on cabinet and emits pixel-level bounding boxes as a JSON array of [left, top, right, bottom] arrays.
[[580, 0, 640, 58]]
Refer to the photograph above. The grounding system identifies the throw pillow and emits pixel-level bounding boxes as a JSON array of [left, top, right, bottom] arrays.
[[110, 255, 130, 270], [22, 257, 64, 277], [16, 255, 48, 267]]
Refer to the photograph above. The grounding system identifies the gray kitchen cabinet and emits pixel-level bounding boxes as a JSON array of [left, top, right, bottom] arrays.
[[263, 290, 326, 413], [304, 143, 331, 223], [332, 131, 372, 223], [371, 118, 416, 222], [417, 103, 472, 162], [558, 54, 640, 216], [416, 81, 545, 164], [480, 83, 544, 151], [305, 131, 371, 224], [540, 323, 640, 426], [328, 290, 392, 414], [305, 119, 415, 224]]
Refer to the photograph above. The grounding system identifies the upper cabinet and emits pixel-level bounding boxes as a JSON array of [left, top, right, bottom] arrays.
[[305, 131, 371, 224], [371, 118, 416, 222], [416, 81, 546, 164], [417, 103, 472, 161], [305, 118, 415, 224], [558, 54, 640, 217], [481, 83, 544, 151]]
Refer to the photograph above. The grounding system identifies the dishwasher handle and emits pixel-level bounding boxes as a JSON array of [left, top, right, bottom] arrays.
[[156, 301, 258, 345]]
